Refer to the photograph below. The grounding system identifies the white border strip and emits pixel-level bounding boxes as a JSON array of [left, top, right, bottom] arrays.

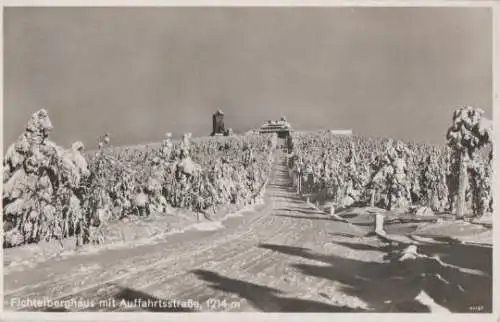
[[0, 1, 498, 6], [1, 312, 499, 321], [492, 3, 499, 320], [4, 312, 500, 322], [1, 2, 499, 322]]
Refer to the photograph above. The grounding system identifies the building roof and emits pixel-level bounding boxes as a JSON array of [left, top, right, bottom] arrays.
[[260, 119, 291, 130], [258, 119, 293, 134]]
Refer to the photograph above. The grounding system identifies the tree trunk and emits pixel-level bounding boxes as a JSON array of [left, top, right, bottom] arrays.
[[337, 186, 344, 208], [387, 185, 393, 211], [456, 152, 468, 219]]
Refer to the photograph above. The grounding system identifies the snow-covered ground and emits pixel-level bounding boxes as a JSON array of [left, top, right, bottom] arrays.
[[3, 189, 266, 274], [3, 154, 492, 313]]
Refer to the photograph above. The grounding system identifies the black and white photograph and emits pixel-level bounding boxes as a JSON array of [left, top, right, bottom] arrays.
[[2, 6, 494, 314]]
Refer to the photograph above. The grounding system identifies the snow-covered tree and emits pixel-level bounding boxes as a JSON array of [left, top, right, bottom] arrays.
[[446, 106, 492, 219]]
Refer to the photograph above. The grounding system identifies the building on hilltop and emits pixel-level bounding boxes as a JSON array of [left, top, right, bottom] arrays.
[[329, 129, 353, 135], [257, 116, 293, 139]]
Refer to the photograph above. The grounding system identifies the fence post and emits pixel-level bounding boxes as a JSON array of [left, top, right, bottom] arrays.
[[330, 202, 335, 216], [374, 213, 386, 235]]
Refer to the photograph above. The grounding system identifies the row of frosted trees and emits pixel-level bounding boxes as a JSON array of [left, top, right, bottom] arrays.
[[287, 106, 492, 219], [2, 110, 276, 248]]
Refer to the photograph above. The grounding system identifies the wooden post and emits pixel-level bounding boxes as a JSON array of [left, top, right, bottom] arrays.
[[374, 213, 386, 235]]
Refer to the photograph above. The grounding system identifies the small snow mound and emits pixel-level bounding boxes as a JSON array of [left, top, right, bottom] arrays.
[[411, 206, 435, 217], [399, 245, 419, 261], [340, 196, 355, 208], [192, 221, 225, 231], [415, 290, 451, 313]]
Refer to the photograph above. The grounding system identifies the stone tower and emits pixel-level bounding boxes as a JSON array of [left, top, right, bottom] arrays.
[[212, 109, 225, 135]]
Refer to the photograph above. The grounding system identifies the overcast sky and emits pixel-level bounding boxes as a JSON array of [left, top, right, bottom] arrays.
[[4, 7, 492, 149]]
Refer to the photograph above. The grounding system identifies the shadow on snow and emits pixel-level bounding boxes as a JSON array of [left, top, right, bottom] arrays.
[[259, 242, 492, 313], [192, 269, 364, 312]]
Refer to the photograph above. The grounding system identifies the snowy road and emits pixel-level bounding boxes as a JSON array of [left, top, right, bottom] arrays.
[[3, 154, 492, 313]]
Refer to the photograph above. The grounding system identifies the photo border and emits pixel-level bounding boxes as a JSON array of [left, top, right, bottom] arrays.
[[0, 1, 498, 321]]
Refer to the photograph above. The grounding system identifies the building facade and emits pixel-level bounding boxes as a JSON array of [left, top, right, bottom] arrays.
[[211, 110, 225, 136], [258, 117, 293, 139]]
